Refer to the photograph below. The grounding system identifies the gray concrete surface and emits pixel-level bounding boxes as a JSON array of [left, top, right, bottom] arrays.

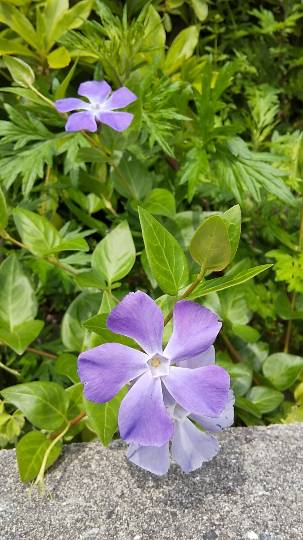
[[0, 424, 302, 540]]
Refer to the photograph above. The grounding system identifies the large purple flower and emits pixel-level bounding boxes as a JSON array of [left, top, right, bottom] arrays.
[[78, 291, 230, 447], [127, 391, 235, 476], [55, 80, 137, 132]]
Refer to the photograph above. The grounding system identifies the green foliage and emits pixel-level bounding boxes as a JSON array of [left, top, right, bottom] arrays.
[[1, 0, 303, 484]]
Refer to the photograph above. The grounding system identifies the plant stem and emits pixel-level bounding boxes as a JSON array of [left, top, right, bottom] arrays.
[[0, 360, 21, 378], [27, 347, 57, 359], [221, 332, 243, 363], [284, 292, 296, 353], [49, 411, 86, 441], [34, 422, 70, 492], [164, 266, 206, 326]]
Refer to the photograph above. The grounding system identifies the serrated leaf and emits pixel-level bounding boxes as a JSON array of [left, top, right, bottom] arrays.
[[139, 207, 189, 295]]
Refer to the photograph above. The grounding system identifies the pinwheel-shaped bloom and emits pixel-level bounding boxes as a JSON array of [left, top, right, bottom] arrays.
[[128, 391, 235, 475], [78, 291, 230, 448], [55, 80, 137, 133]]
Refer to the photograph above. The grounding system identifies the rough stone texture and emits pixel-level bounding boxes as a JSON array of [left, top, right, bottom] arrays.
[[0, 424, 302, 540]]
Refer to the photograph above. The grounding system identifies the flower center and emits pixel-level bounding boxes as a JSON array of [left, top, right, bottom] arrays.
[[148, 354, 170, 378]]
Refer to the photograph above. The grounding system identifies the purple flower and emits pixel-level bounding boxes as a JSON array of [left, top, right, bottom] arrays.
[[127, 391, 234, 476], [78, 291, 230, 447], [55, 80, 137, 132]]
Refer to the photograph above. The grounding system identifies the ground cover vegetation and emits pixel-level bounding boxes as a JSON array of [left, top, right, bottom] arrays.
[[0, 0, 303, 483]]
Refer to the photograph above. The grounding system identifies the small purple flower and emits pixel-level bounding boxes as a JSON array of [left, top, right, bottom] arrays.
[[127, 391, 234, 476], [78, 291, 230, 448], [55, 80, 137, 133]]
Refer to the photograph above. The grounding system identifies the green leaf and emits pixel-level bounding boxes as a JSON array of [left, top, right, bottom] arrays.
[[142, 188, 176, 218], [92, 221, 136, 286], [0, 186, 8, 229], [83, 313, 137, 348], [189, 215, 231, 271], [47, 46, 71, 68], [232, 324, 260, 343], [247, 386, 284, 414], [189, 264, 272, 299], [13, 208, 61, 256], [0, 320, 44, 355], [223, 205, 241, 261], [54, 353, 79, 383], [139, 207, 189, 295], [61, 291, 101, 351], [218, 360, 253, 396], [164, 25, 199, 74], [0, 4, 39, 49], [1, 382, 69, 430], [16, 431, 62, 483], [263, 353, 303, 391], [74, 270, 106, 290], [110, 156, 152, 200], [0, 255, 38, 328], [235, 395, 262, 418], [84, 387, 127, 447], [0, 37, 35, 58], [190, 0, 208, 21], [3, 56, 35, 87]]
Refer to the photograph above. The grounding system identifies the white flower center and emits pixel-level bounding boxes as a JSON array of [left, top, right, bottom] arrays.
[[148, 353, 170, 378]]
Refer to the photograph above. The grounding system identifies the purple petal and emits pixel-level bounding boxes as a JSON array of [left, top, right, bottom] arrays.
[[127, 443, 170, 476], [107, 291, 164, 355], [176, 345, 215, 369], [164, 365, 230, 417], [98, 111, 134, 132], [78, 343, 147, 403], [65, 111, 97, 132], [55, 98, 88, 113], [78, 80, 111, 103], [164, 301, 222, 363], [118, 371, 173, 446], [105, 87, 137, 110], [171, 418, 219, 473], [192, 390, 235, 432]]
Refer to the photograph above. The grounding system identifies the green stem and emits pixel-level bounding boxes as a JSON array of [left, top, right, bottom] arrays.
[[0, 360, 21, 378], [34, 423, 70, 493], [221, 332, 243, 363], [29, 85, 55, 109], [164, 265, 206, 326], [284, 292, 296, 353]]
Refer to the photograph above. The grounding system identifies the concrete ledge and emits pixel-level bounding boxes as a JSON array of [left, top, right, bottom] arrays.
[[0, 424, 303, 540]]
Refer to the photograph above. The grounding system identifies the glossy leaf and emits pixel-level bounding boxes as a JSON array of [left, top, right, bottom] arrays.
[[247, 386, 284, 414], [190, 215, 231, 271], [0, 320, 44, 355], [92, 221, 136, 285], [142, 188, 176, 218], [164, 25, 199, 74], [263, 353, 303, 391], [3, 56, 35, 87], [139, 207, 189, 295], [84, 387, 127, 447], [16, 431, 62, 483], [61, 291, 101, 351], [1, 382, 69, 430], [223, 205, 241, 261]]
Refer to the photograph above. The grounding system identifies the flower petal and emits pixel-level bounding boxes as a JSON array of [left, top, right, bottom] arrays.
[[78, 343, 147, 403], [55, 97, 88, 113], [107, 291, 164, 355], [171, 418, 219, 473], [127, 443, 170, 476], [119, 371, 173, 446], [164, 301, 221, 363], [78, 80, 111, 103], [192, 390, 235, 432], [164, 365, 230, 417], [98, 111, 134, 132], [175, 345, 215, 369], [65, 111, 97, 132], [105, 87, 137, 110]]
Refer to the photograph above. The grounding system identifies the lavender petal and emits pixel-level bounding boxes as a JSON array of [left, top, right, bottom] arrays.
[[172, 418, 219, 473], [164, 301, 221, 363], [55, 97, 88, 113], [65, 111, 97, 132], [98, 111, 134, 131], [78, 80, 111, 103], [78, 343, 147, 403], [127, 443, 170, 476], [105, 87, 137, 110]]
